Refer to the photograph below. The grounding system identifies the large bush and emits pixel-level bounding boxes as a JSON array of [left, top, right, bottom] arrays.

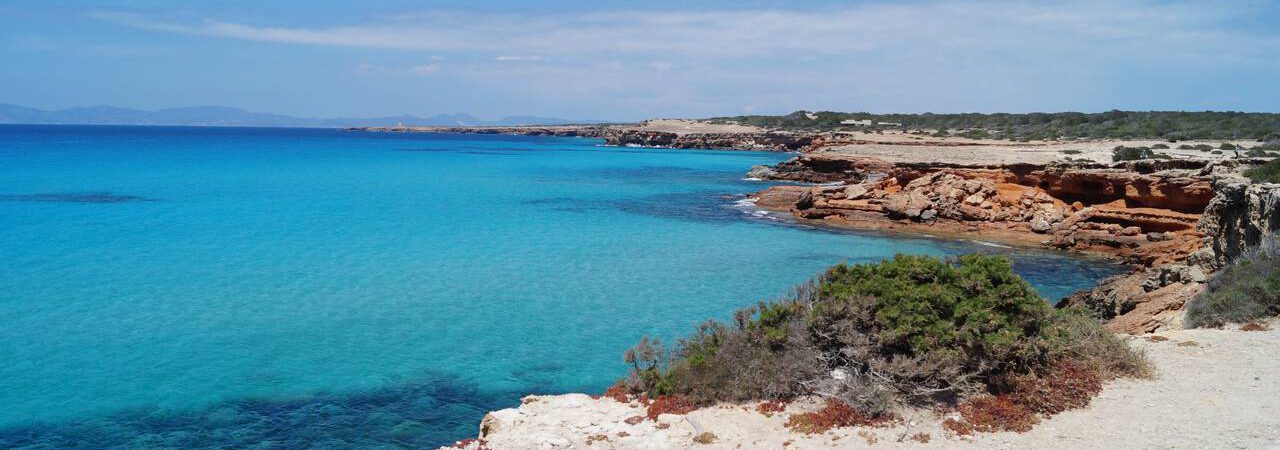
[[1112, 146, 1171, 162], [619, 254, 1148, 418], [1186, 235, 1280, 327]]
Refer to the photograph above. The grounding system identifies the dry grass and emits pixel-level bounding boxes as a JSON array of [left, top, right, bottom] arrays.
[[756, 398, 792, 416], [1046, 308, 1154, 380], [692, 432, 717, 444], [1003, 361, 1103, 416], [784, 399, 897, 434], [645, 395, 697, 421], [600, 384, 630, 403], [1241, 322, 1272, 332], [1186, 234, 1280, 327], [957, 396, 1040, 433], [942, 418, 974, 436]]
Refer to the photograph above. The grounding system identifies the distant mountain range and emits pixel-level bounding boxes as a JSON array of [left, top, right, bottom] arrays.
[[0, 103, 599, 128]]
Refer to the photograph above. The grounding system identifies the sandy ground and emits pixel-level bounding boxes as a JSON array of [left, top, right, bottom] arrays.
[[809, 131, 1262, 166], [444, 322, 1280, 449]]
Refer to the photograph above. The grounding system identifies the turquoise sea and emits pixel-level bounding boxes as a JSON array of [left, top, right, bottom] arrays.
[[0, 125, 1123, 448]]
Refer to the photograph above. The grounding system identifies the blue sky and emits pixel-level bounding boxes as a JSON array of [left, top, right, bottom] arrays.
[[2, 0, 1278, 121]]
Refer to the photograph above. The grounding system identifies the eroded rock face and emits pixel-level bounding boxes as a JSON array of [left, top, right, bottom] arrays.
[[766, 161, 1205, 262], [1193, 179, 1280, 270]]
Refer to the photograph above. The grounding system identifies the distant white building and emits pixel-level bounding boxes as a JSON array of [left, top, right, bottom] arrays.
[[840, 119, 902, 127]]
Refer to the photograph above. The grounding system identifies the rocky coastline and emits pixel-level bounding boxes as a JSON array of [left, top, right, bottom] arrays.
[[365, 119, 1276, 332], [349, 120, 813, 152], [435, 124, 1278, 449]]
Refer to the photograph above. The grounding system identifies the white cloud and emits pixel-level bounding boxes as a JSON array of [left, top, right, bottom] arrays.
[[647, 61, 673, 72], [495, 55, 546, 62], [353, 62, 440, 76], [410, 63, 440, 75], [84, 2, 1280, 117], [87, 2, 1278, 68]]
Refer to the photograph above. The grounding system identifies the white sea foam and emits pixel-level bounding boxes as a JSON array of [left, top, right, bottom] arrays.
[[969, 239, 1013, 249]]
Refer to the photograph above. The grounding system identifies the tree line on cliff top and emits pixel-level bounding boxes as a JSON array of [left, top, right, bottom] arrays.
[[710, 110, 1280, 141]]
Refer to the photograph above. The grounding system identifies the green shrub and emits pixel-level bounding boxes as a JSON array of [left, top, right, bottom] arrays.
[[1220, 142, 1238, 150], [1186, 234, 1280, 327], [620, 255, 1148, 419], [817, 255, 1051, 370], [1059, 149, 1082, 155], [1112, 146, 1170, 162], [1245, 159, 1280, 183], [1151, 143, 1169, 149]]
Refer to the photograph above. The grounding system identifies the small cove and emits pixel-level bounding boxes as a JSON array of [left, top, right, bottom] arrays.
[[0, 125, 1124, 448]]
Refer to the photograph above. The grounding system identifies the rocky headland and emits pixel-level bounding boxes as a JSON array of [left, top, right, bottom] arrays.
[[350, 119, 813, 151]]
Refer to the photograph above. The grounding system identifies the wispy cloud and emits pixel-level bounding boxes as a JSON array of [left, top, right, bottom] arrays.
[[88, 2, 1277, 63], [495, 55, 547, 62], [647, 61, 673, 73], [79, 2, 1280, 117], [353, 61, 441, 76], [409, 63, 439, 75]]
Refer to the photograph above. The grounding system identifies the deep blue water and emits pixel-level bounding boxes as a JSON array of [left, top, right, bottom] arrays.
[[0, 125, 1124, 448]]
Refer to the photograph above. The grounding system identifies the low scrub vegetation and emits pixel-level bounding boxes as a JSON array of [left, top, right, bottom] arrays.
[[1252, 140, 1280, 151], [708, 110, 1280, 140], [1244, 148, 1280, 159], [1112, 146, 1171, 162], [1249, 159, 1280, 185], [614, 254, 1149, 434], [1186, 234, 1280, 327]]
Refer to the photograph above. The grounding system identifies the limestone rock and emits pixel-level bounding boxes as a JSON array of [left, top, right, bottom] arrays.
[[844, 184, 870, 200], [746, 165, 778, 179]]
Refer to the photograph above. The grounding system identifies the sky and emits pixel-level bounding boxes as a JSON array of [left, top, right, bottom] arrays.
[[1, 0, 1278, 121]]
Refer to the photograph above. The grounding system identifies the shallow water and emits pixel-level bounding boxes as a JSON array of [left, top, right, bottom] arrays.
[[0, 125, 1124, 448]]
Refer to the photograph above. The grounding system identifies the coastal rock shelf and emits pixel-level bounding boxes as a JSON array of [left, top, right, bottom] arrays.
[[749, 152, 1279, 334]]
